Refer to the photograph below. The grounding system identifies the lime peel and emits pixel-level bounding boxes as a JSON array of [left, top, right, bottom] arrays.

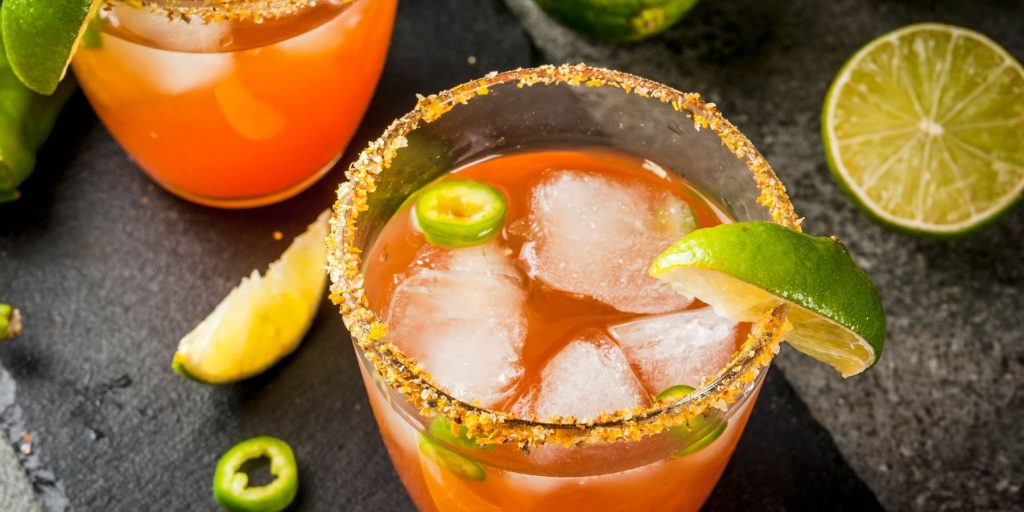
[[651, 222, 885, 377], [173, 210, 329, 384], [1, 0, 100, 94]]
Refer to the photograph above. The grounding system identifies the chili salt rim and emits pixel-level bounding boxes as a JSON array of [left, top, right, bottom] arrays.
[[328, 64, 801, 449], [102, 0, 354, 23]]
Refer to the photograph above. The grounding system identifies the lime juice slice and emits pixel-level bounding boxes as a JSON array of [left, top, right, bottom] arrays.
[[823, 23, 1024, 238], [650, 222, 885, 377], [173, 211, 329, 384]]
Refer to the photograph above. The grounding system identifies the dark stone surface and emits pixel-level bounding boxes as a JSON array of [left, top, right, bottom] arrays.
[[0, 0, 886, 510]]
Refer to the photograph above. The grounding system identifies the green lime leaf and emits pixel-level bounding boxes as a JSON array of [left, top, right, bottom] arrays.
[[1, 0, 98, 94]]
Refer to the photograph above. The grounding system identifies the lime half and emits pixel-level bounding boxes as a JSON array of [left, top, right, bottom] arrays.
[[824, 23, 1024, 238], [650, 222, 885, 377], [173, 211, 329, 384]]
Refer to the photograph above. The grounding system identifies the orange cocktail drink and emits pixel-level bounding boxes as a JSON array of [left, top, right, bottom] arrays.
[[72, 0, 396, 207], [329, 65, 799, 512]]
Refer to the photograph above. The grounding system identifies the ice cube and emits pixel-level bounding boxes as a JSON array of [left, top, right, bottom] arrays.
[[385, 242, 527, 408], [108, 3, 233, 52], [274, 0, 364, 55], [512, 330, 649, 421], [520, 170, 695, 314], [609, 308, 738, 392], [104, 36, 234, 95]]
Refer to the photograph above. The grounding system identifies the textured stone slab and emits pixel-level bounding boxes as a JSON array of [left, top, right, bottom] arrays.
[[503, 0, 1024, 510]]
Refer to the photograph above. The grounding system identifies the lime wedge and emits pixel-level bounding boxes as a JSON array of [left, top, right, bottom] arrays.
[[173, 211, 329, 384], [650, 222, 885, 377], [1, 0, 98, 94], [823, 23, 1024, 238]]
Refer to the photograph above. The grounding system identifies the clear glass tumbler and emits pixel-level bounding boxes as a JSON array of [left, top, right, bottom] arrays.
[[72, 0, 397, 208], [329, 64, 801, 512]]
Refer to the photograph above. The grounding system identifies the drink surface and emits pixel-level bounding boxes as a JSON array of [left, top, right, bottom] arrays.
[[365, 148, 749, 416], [71, 0, 396, 206], [360, 148, 759, 511]]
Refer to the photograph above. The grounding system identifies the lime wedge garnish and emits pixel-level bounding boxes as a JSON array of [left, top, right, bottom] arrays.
[[1, 0, 98, 94], [172, 211, 329, 384], [650, 222, 885, 377], [823, 23, 1024, 238]]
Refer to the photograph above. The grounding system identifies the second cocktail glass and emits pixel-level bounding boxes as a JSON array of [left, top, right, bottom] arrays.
[[72, 0, 397, 207], [329, 65, 801, 511]]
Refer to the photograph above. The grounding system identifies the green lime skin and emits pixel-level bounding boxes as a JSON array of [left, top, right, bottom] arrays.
[[656, 222, 885, 365], [533, 0, 700, 43], [213, 437, 298, 512], [1, 0, 96, 95]]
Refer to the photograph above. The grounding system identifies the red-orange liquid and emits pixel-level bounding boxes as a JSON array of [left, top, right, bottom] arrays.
[[360, 149, 759, 511], [72, 0, 396, 206]]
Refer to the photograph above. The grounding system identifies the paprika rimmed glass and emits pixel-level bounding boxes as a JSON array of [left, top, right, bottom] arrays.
[[71, 0, 397, 208], [328, 64, 801, 511]]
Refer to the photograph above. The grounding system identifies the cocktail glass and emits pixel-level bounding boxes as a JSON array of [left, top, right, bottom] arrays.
[[328, 64, 801, 512], [72, 0, 397, 208]]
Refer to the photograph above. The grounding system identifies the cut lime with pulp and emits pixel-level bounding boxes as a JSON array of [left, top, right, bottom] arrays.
[[173, 211, 329, 384], [1, 0, 99, 94], [823, 23, 1024, 238], [650, 222, 885, 377]]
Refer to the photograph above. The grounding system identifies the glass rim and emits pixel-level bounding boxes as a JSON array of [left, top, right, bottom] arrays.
[[105, 0, 355, 22], [328, 64, 801, 448]]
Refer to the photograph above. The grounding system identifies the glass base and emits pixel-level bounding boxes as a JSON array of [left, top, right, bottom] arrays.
[[148, 152, 342, 209]]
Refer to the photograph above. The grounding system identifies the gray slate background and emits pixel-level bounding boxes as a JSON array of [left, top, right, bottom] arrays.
[[0, 0, 1021, 510], [503, 0, 1024, 510]]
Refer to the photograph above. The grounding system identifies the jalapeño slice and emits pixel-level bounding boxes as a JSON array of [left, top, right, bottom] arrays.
[[418, 434, 487, 481], [415, 179, 507, 248], [656, 384, 728, 457], [213, 436, 298, 512]]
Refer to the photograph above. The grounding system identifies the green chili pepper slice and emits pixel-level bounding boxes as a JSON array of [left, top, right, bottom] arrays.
[[414, 179, 507, 248], [656, 384, 729, 457], [213, 436, 298, 512], [418, 434, 486, 481], [427, 416, 491, 450], [0, 303, 22, 340]]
